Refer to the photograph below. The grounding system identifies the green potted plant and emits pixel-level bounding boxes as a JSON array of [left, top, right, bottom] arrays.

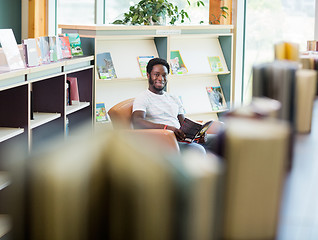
[[112, 0, 205, 25]]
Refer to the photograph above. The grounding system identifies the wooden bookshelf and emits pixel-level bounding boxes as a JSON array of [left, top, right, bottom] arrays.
[[60, 24, 234, 121], [66, 102, 90, 115], [30, 112, 62, 129], [0, 128, 24, 143], [0, 55, 94, 151]]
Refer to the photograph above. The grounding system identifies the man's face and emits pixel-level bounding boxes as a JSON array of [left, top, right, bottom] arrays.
[[147, 64, 168, 93]]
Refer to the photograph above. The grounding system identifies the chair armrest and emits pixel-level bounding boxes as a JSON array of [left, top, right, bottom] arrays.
[[122, 129, 180, 153]]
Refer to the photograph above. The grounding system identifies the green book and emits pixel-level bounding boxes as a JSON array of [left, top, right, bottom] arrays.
[[65, 33, 84, 56]]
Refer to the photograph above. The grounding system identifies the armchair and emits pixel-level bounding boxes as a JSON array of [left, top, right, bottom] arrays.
[[108, 98, 180, 152], [107, 98, 224, 152]]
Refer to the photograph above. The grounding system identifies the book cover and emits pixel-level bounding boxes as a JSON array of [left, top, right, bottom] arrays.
[[65, 33, 84, 57], [96, 52, 117, 79], [137, 56, 154, 77], [96, 102, 109, 122], [0, 29, 25, 70], [48, 36, 58, 62], [222, 118, 290, 240], [206, 86, 227, 111], [208, 56, 224, 73], [38, 36, 51, 64], [170, 50, 188, 75], [58, 36, 72, 59], [274, 42, 299, 61], [66, 79, 71, 106], [295, 69, 317, 133], [180, 117, 213, 143], [67, 77, 80, 105], [22, 38, 41, 67]]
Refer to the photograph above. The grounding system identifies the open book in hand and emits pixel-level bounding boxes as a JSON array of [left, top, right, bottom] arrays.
[[180, 118, 213, 143]]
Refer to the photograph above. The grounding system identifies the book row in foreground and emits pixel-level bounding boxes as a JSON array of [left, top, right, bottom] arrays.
[[6, 112, 291, 240]]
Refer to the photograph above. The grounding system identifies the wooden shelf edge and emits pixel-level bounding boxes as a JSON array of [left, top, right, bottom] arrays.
[[66, 102, 90, 115], [0, 128, 24, 143], [0, 172, 10, 191], [30, 112, 62, 129]]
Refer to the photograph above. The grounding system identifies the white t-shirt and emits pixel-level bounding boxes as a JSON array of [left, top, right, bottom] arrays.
[[133, 90, 185, 128]]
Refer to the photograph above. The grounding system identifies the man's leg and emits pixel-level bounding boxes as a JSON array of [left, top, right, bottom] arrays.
[[178, 141, 206, 155], [201, 134, 219, 154]]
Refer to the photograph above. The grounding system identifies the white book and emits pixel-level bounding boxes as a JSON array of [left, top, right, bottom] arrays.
[[0, 29, 25, 70], [23, 38, 41, 67]]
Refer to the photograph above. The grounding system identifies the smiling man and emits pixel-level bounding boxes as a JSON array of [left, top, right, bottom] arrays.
[[132, 57, 207, 153]]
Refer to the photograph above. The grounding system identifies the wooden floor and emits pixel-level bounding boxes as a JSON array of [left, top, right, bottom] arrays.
[[277, 97, 318, 240]]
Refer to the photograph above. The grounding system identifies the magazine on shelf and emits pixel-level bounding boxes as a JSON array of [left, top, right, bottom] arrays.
[[57, 36, 72, 59], [96, 52, 117, 79], [170, 50, 188, 75], [0, 29, 25, 70], [65, 33, 84, 56], [206, 86, 227, 111], [38, 36, 51, 64], [96, 102, 109, 122], [137, 56, 154, 77], [180, 118, 213, 143], [22, 38, 41, 67], [208, 56, 224, 73], [66, 79, 71, 106], [48, 36, 58, 62], [67, 77, 80, 105]]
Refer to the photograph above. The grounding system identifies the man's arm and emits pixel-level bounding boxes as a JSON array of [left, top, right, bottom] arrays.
[[132, 111, 186, 141], [177, 114, 185, 126]]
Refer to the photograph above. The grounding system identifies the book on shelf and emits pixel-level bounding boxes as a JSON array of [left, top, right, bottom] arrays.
[[8, 127, 225, 240], [96, 102, 109, 122], [179, 150, 224, 240], [208, 56, 224, 73], [57, 36, 72, 59], [48, 36, 58, 62], [22, 38, 41, 67], [67, 77, 80, 105], [206, 86, 227, 111], [300, 54, 318, 96], [274, 41, 299, 61], [307, 40, 318, 51], [221, 117, 291, 240], [295, 69, 317, 133], [137, 55, 154, 77], [96, 52, 117, 79], [65, 33, 84, 57], [170, 50, 188, 75], [180, 118, 213, 143], [252, 61, 299, 129], [38, 36, 51, 64], [0, 29, 25, 70], [66, 79, 71, 106]]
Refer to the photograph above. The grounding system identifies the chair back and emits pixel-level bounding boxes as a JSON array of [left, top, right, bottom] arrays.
[[108, 98, 135, 129]]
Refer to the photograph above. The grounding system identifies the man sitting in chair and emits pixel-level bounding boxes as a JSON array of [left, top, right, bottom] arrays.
[[132, 57, 213, 154]]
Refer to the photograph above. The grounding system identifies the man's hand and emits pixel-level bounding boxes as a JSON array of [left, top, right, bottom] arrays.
[[166, 126, 186, 141]]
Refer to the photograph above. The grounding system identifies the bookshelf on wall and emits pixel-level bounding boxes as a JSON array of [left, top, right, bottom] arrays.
[[0, 45, 94, 236], [0, 51, 94, 154], [59, 24, 233, 122]]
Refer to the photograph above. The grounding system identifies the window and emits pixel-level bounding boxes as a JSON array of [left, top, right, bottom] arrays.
[[242, 0, 315, 104], [106, 0, 209, 25], [58, 0, 95, 25]]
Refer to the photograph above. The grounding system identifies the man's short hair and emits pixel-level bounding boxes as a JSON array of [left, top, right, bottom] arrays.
[[146, 57, 170, 75]]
